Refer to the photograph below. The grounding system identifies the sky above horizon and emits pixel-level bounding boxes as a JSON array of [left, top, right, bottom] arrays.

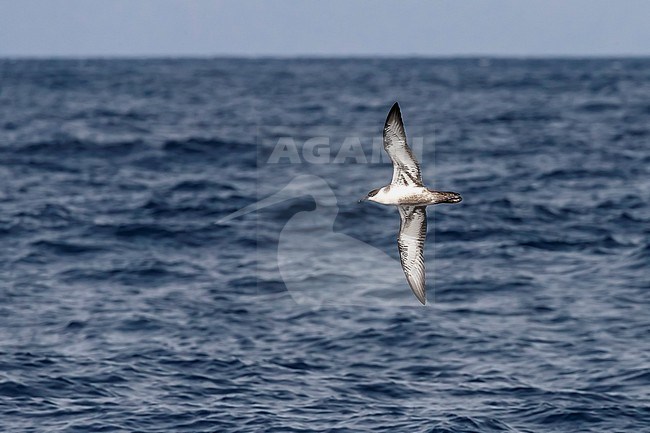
[[1, 0, 649, 57]]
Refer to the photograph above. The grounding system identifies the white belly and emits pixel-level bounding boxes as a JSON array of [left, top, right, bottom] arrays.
[[372, 185, 433, 205]]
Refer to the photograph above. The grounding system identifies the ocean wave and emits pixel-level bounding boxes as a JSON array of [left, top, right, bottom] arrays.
[[1, 58, 649, 432]]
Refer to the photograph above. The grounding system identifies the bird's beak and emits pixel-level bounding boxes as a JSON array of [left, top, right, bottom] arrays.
[[358, 196, 368, 203]]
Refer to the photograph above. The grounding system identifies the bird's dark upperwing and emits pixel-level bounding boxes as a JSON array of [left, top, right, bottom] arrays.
[[384, 102, 423, 187], [397, 205, 427, 305]]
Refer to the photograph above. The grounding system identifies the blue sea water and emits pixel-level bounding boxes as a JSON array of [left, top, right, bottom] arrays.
[[0, 58, 649, 432]]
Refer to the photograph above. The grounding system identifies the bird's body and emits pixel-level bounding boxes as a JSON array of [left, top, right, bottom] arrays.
[[360, 102, 462, 305], [366, 185, 459, 206]]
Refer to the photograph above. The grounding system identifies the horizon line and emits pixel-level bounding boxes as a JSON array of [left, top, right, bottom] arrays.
[[2, 53, 650, 61]]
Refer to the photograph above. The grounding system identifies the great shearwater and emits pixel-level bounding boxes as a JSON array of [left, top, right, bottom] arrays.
[[360, 102, 462, 305]]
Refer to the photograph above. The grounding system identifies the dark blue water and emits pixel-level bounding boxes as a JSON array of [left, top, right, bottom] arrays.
[[1, 58, 649, 432]]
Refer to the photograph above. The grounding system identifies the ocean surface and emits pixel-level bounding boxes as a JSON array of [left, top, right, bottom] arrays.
[[1, 58, 649, 432]]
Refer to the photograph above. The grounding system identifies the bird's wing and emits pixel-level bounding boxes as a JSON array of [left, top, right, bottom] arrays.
[[384, 102, 423, 187], [397, 205, 427, 305]]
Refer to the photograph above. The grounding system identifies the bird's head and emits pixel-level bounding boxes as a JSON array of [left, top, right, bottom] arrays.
[[358, 188, 381, 203]]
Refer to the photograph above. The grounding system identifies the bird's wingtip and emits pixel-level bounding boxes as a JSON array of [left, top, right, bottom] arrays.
[[406, 276, 426, 305], [385, 102, 403, 127]]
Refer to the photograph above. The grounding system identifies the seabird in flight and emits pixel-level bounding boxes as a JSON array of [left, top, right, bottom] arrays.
[[360, 102, 462, 305]]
